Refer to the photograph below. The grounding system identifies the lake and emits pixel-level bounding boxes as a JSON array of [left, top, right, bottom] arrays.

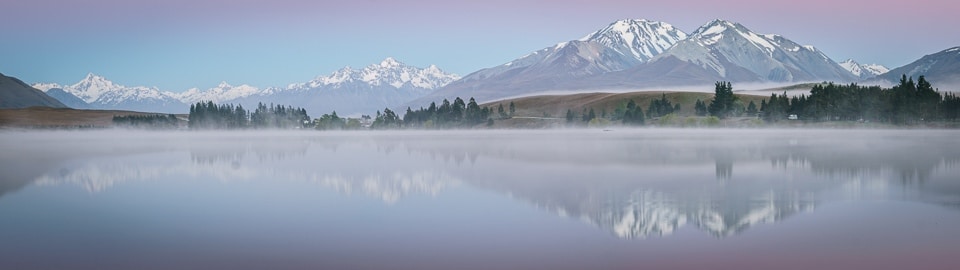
[[2, 129, 959, 270]]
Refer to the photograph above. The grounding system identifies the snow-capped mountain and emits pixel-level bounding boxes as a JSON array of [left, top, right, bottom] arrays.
[[175, 81, 261, 104], [32, 58, 459, 115], [874, 46, 960, 87], [287, 57, 458, 92], [413, 18, 860, 107], [33, 73, 185, 113], [631, 19, 856, 84], [413, 19, 688, 104], [584, 190, 815, 238], [580, 19, 688, 63], [839, 59, 889, 79], [240, 57, 460, 115]]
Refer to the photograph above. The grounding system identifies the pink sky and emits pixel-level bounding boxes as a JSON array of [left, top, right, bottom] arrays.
[[3, 0, 958, 90]]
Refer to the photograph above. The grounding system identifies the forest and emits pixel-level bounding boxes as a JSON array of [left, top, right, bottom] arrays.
[[760, 75, 959, 124], [112, 114, 179, 129], [188, 101, 310, 129]]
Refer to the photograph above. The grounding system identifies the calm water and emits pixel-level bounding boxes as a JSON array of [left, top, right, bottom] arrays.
[[2, 129, 960, 270]]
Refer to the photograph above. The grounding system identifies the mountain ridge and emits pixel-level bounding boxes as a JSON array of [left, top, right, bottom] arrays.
[[0, 73, 67, 109], [411, 18, 861, 108], [32, 58, 459, 115], [872, 46, 960, 87], [839, 59, 889, 79]]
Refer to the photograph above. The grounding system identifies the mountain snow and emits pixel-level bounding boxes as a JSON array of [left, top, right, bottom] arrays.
[[579, 19, 688, 63], [33, 58, 459, 115], [862, 64, 890, 76], [288, 57, 460, 92], [33, 73, 178, 104], [175, 81, 262, 104], [651, 19, 855, 82], [421, 19, 690, 103], [464, 19, 688, 81], [839, 59, 889, 79], [32, 73, 184, 112]]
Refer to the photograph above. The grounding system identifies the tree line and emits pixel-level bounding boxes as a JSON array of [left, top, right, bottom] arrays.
[[313, 111, 365, 130], [188, 101, 310, 129], [760, 75, 959, 124], [393, 97, 497, 129], [112, 114, 179, 129], [310, 97, 501, 129]]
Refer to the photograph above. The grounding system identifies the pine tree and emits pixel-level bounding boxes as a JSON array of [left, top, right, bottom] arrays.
[[708, 81, 736, 119], [746, 100, 758, 116]]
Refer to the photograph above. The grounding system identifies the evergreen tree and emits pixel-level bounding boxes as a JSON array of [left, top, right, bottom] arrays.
[[189, 101, 306, 129], [622, 99, 645, 126], [113, 114, 179, 129], [646, 93, 675, 118], [465, 97, 484, 125], [452, 97, 466, 123], [708, 81, 736, 119], [746, 100, 758, 116], [372, 108, 401, 129], [694, 99, 708, 116]]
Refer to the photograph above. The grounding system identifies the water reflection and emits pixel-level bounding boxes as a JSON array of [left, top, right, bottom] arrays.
[[2, 129, 959, 239]]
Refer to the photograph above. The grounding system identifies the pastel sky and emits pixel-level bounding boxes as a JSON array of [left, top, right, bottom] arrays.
[[2, 0, 958, 91]]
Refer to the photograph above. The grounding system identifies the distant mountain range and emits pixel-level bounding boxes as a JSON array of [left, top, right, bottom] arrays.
[[32, 58, 459, 114], [16, 18, 959, 114], [33, 73, 184, 113]]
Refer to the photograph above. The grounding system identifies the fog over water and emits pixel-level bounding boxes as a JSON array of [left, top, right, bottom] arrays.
[[1, 129, 960, 269]]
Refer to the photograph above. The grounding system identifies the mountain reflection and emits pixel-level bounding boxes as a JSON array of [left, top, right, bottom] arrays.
[[3, 130, 959, 239], [588, 190, 815, 238]]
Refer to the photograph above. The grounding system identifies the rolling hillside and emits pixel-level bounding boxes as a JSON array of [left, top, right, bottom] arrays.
[[481, 91, 768, 119], [0, 107, 184, 128]]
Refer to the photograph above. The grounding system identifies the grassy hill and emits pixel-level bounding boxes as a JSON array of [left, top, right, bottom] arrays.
[[0, 107, 185, 128], [0, 73, 67, 109], [482, 91, 768, 119], [476, 91, 769, 128]]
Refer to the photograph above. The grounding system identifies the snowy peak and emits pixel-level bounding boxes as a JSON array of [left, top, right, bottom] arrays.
[[580, 19, 688, 62], [652, 19, 856, 83], [454, 18, 687, 86], [68, 73, 123, 103], [300, 57, 460, 90], [379, 57, 401, 68], [839, 59, 889, 78], [31, 73, 176, 104], [29, 73, 185, 112], [862, 64, 890, 76], [176, 81, 263, 103], [75, 73, 114, 89], [838, 59, 863, 76], [690, 19, 777, 55]]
